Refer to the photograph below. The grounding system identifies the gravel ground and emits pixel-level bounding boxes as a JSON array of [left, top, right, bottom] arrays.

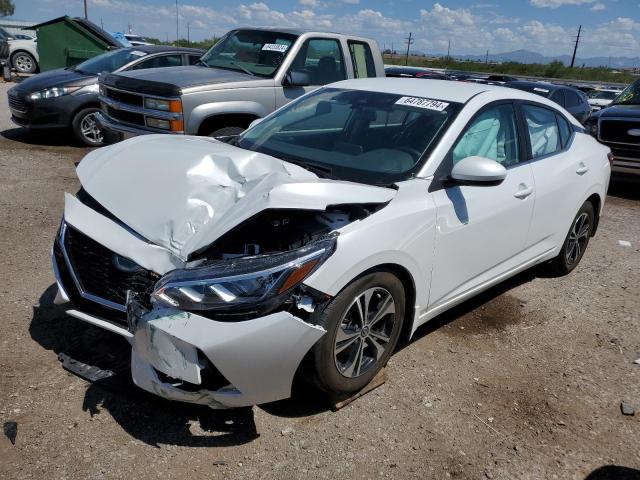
[[0, 80, 639, 480]]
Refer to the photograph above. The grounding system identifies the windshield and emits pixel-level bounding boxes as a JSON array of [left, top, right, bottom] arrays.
[[236, 88, 461, 185], [612, 81, 640, 106], [591, 91, 619, 100], [199, 29, 297, 78], [73, 48, 148, 75], [509, 84, 551, 98]]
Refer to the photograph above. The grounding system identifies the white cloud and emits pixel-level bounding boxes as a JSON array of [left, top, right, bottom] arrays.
[[590, 2, 606, 10], [341, 0, 361, 4], [298, 0, 319, 7], [530, 0, 595, 8]]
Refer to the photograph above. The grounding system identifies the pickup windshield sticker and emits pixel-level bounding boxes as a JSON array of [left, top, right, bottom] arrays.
[[395, 96, 450, 111], [262, 43, 289, 53]]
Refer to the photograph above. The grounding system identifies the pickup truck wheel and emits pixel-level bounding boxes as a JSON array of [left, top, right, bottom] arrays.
[[72, 108, 105, 147], [11, 51, 37, 74], [310, 272, 405, 396], [207, 126, 245, 137]]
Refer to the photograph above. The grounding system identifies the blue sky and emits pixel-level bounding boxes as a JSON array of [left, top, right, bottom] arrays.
[[11, 0, 640, 57]]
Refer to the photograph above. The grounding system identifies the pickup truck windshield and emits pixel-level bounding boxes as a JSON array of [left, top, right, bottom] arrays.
[[612, 80, 640, 106], [236, 88, 460, 185], [73, 48, 148, 75], [199, 30, 297, 78]]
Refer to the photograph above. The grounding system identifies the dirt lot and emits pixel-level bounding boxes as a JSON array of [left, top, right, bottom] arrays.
[[0, 81, 639, 480]]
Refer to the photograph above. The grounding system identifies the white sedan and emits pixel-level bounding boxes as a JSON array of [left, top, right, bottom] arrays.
[[52, 78, 611, 408]]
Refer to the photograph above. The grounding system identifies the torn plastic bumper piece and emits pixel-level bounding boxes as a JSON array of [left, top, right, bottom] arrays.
[[126, 297, 326, 409]]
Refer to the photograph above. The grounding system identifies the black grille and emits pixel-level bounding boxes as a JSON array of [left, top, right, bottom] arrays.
[[8, 93, 27, 112], [106, 105, 145, 126], [105, 88, 144, 107], [599, 119, 640, 145], [63, 226, 159, 309]]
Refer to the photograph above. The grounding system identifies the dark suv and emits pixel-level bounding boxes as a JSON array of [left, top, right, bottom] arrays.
[[585, 79, 640, 176], [505, 81, 591, 124]]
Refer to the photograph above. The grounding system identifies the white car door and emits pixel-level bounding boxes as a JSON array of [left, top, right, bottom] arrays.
[[428, 102, 536, 311], [521, 104, 585, 255]]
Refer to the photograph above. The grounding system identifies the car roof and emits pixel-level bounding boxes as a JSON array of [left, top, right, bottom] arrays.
[[126, 44, 205, 54], [328, 78, 553, 104], [229, 26, 371, 40]]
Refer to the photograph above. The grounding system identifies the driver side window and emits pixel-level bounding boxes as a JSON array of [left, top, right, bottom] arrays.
[[290, 39, 346, 85], [452, 104, 520, 167]]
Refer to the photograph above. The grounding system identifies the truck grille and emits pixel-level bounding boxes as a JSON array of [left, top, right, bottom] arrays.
[[106, 105, 145, 127], [8, 93, 27, 113], [599, 119, 640, 145], [62, 225, 159, 311], [105, 88, 144, 107]]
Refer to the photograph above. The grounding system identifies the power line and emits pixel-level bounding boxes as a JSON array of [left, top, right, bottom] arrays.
[[404, 32, 413, 66], [570, 24, 581, 68]]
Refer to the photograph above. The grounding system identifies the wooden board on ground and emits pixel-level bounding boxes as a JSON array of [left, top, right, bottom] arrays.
[[328, 369, 387, 411]]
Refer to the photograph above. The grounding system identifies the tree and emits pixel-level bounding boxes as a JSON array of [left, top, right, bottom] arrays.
[[0, 0, 15, 17]]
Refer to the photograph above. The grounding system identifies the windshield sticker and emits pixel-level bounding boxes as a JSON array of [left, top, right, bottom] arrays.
[[395, 96, 450, 111], [262, 43, 289, 53], [533, 87, 549, 93], [131, 50, 146, 57]]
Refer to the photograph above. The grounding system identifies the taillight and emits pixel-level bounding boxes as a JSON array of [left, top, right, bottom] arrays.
[[607, 152, 614, 164]]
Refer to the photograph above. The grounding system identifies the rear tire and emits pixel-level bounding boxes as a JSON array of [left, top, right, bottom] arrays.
[[310, 272, 405, 395], [11, 51, 37, 74], [207, 126, 245, 137], [72, 108, 105, 147], [548, 201, 595, 275]]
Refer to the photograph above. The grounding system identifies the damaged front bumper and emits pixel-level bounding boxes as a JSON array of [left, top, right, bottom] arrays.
[[53, 273, 326, 408]]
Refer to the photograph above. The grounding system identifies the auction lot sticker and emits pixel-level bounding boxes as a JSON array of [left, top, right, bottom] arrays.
[[395, 96, 450, 111], [262, 43, 289, 53]]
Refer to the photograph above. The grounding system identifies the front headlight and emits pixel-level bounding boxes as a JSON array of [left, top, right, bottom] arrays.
[[29, 86, 81, 100], [151, 237, 336, 312], [144, 97, 182, 112]]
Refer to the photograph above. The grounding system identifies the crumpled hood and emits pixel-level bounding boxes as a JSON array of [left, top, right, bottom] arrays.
[[76, 135, 396, 261]]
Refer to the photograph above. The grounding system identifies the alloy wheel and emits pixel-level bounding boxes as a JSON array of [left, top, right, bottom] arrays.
[[334, 287, 397, 378], [80, 113, 104, 145], [565, 212, 590, 266], [14, 54, 34, 73]]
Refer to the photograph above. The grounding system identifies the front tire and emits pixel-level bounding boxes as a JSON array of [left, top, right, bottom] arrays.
[[11, 51, 37, 74], [311, 272, 405, 395], [207, 126, 245, 137], [72, 108, 105, 147], [549, 201, 595, 275]]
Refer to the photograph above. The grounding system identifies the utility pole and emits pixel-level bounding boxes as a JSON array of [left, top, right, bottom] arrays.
[[175, 0, 179, 46], [391, 42, 394, 60], [128, 23, 131, 34], [485, 50, 489, 64], [100, 18, 103, 29], [404, 32, 413, 66], [187, 23, 190, 45], [83, 0, 88, 19], [570, 24, 581, 68], [447, 39, 451, 61]]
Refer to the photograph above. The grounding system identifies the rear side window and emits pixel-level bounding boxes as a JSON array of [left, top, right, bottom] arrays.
[[522, 105, 561, 158], [348, 41, 376, 78], [557, 114, 572, 148], [564, 90, 582, 108], [188, 55, 201, 65], [549, 89, 565, 107], [290, 38, 346, 85], [452, 104, 521, 167], [131, 54, 182, 70]]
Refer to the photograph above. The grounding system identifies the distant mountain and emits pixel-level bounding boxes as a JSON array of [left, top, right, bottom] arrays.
[[411, 49, 640, 68]]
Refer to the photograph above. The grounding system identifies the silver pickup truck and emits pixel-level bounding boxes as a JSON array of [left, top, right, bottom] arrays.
[[97, 28, 384, 138]]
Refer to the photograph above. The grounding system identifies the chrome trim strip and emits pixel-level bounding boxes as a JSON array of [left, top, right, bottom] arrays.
[[66, 309, 133, 339], [51, 247, 71, 301], [59, 222, 127, 313], [100, 95, 183, 120]]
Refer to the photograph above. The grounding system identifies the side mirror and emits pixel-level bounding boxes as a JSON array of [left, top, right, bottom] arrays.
[[284, 70, 311, 87], [450, 156, 507, 185]]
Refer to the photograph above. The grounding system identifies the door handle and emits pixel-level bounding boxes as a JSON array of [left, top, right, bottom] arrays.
[[576, 163, 589, 175], [513, 185, 534, 199]]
